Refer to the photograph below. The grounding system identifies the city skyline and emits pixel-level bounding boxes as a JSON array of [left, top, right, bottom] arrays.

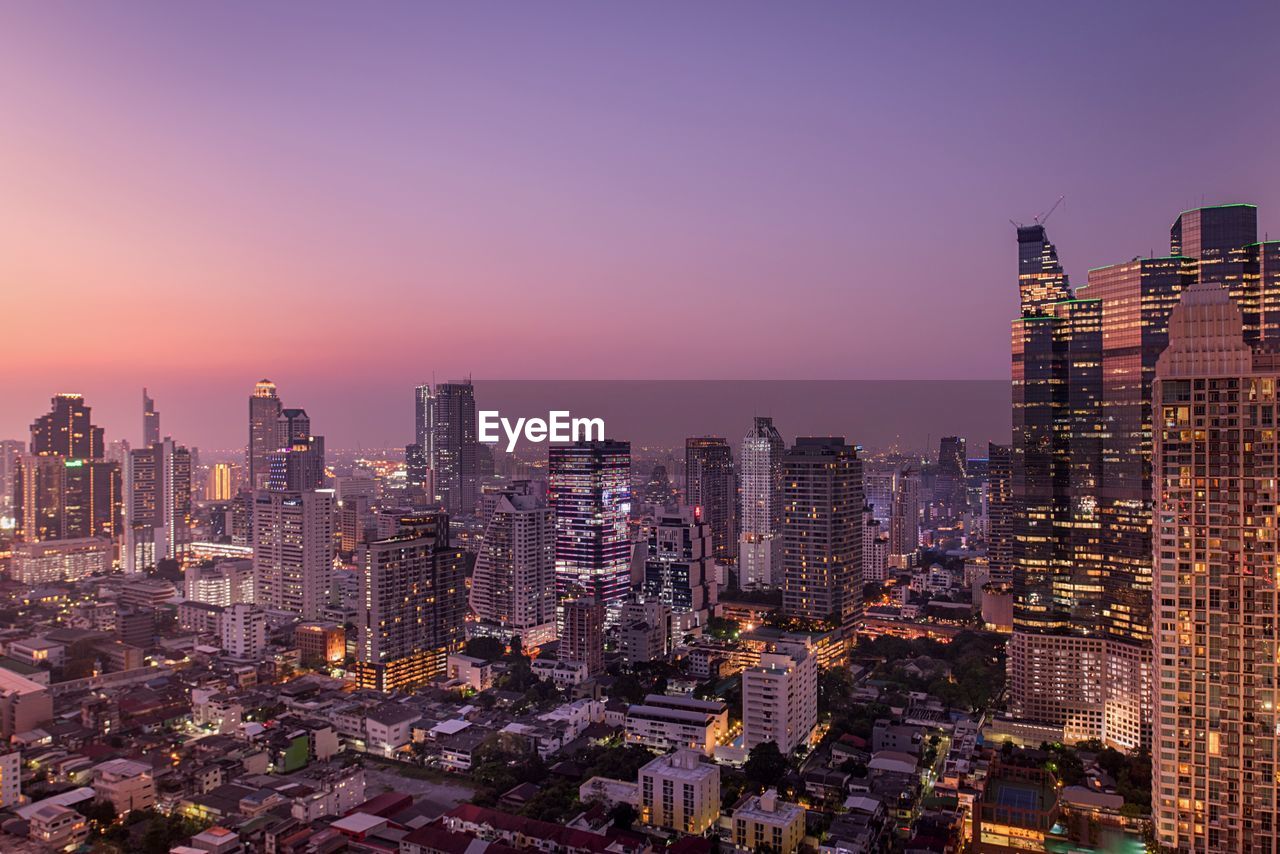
[[5, 4, 1279, 407]]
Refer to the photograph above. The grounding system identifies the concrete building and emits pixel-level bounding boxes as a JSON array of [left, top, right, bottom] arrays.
[[11, 537, 112, 584], [624, 694, 728, 755], [0, 751, 20, 809], [252, 489, 335, 620], [558, 597, 604, 676], [0, 669, 53, 740], [28, 803, 88, 851], [739, 416, 785, 588], [93, 758, 155, 814], [639, 748, 720, 835], [469, 483, 556, 648], [618, 599, 672, 665], [731, 788, 806, 854], [185, 560, 255, 607], [743, 648, 818, 755], [220, 604, 267, 660]]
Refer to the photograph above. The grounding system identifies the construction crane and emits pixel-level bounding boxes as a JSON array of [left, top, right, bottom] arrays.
[[1010, 196, 1065, 229]]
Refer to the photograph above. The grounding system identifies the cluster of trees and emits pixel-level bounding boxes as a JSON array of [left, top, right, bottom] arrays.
[[857, 631, 1005, 713], [82, 806, 211, 854], [1057, 740, 1153, 815]]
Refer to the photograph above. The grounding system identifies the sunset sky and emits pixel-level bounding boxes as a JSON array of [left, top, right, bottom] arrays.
[[3, 2, 1279, 448]]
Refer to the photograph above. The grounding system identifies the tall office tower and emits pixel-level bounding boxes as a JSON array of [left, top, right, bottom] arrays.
[[1150, 283, 1280, 852], [888, 467, 920, 558], [932, 436, 968, 521], [277, 408, 310, 447], [1006, 222, 1162, 750], [247, 380, 282, 491], [252, 489, 335, 620], [267, 436, 325, 492], [432, 381, 478, 516], [550, 440, 632, 623], [685, 437, 737, 566], [142, 389, 159, 447], [642, 508, 718, 623], [781, 437, 863, 631], [353, 513, 467, 691], [414, 384, 435, 463], [986, 444, 1015, 585], [0, 440, 25, 518], [558, 597, 605, 676], [739, 417, 785, 588], [469, 482, 556, 648], [30, 394, 104, 459]]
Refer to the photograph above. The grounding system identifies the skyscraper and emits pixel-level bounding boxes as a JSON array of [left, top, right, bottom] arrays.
[[414, 384, 435, 461], [1006, 222, 1159, 750], [888, 466, 920, 559], [685, 436, 737, 565], [122, 438, 192, 572], [432, 381, 478, 516], [932, 436, 968, 522], [16, 395, 120, 543], [142, 389, 159, 447], [469, 482, 556, 648], [248, 380, 282, 491], [0, 440, 24, 519], [353, 512, 467, 691], [252, 489, 334, 619], [739, 417, 785, 588], [985, 443, 1014, 586], [266, 436, 325, 492], [31, 394, 104, 459], [642, 507, 718, 624], [1150, 282, 1279, 852], [550, 439, 631, 624], [781, 437, 863, 631]]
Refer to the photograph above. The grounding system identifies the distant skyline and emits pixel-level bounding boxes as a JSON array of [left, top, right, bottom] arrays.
[[4, 3, 1278, 443]]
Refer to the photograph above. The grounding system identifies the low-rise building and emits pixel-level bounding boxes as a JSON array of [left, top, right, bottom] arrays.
[[731, 788, 806, 854], [93, 758, 155, 814], [639, 748, 720, 835]]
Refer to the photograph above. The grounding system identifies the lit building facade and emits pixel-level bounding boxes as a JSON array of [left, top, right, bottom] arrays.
[[782, 437, 862, 630], [550, 439, 631, 624], [685, 436, 737, 565], [739, 416, 785, 588], [1151, 282, 1280, 852], [469, 482, 557, 648], [252, 489, 335, 619]]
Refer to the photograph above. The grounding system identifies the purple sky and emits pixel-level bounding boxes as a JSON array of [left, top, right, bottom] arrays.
[[3, 2, 1278, 449]]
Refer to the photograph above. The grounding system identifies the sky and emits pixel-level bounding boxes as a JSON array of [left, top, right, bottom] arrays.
[[3, 1, 1279, 449]]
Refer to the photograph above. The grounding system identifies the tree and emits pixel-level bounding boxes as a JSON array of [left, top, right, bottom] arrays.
[[465, 636, 506, 661], [608, 802, 637, 831], [744, 741, 789, 786]]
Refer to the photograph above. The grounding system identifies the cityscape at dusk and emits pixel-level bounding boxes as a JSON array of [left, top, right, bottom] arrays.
[[3, 4, 1279, 854]]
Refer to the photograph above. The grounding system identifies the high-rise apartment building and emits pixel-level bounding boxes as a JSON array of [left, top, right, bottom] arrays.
[[558, 596, 605, 676], [253, 489, 335, 619], [30, 394, 104, 459], [685, 436, 737, 565], [550, 439, 632, 623], [432, 381, 478, 516], [0, 439, 23, 519], [888, 466, 920, 560], [742, 648, 818, 755], [469, 482, 556, 648], [247, 380, 283, 491], [1150, 282, 1280, 852], [782, 437, 862, 631], [739, 416, 785, 588], [353, 513, 467, 691], [638, 749, 720, 835]]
